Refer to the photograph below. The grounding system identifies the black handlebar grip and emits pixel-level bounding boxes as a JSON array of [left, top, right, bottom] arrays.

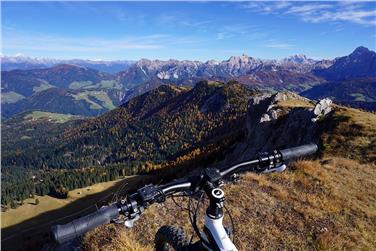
[[279, 143, 318, 161], [51, 204, 119, 244]]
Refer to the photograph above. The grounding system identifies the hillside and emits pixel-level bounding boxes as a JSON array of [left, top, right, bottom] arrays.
[[2, 88, 119, 118], [300, 78, 376, 111], [1, 64, 112, 95], [2, 81, 254, 169], [1, 65, 123, 118], [1, 81, 256, 207], [82, 95, 376, 251], [2, 110, 81, 153]]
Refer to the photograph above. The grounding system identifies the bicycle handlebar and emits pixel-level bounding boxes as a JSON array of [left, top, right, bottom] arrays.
[[279, 143, 318, 161], [51, 204, 119, 244], [220, 143, 317, 177], [52, 143, 317, 244]]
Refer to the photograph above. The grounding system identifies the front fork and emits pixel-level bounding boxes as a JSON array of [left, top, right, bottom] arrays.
[[201, 186, 238, 251]]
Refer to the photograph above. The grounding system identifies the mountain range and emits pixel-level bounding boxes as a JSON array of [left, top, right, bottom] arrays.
[[1, 46, 376, 119], [314, 46, 376, 80], [1, 54, 134, 73]]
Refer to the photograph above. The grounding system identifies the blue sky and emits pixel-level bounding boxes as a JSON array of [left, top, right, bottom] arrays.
[[2, 1, 376, 61]]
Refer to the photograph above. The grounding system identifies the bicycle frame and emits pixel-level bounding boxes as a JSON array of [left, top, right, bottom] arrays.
[[199, 186, 237, 251], [202, 214, 237, 251], [202, 192, 238, 251]]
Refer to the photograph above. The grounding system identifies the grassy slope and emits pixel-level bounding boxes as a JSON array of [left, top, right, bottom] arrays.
[[83, 103, 376, 251], [32, 82, 55, 93], [71, 90, 116, 110], [83, 80, 122, 90], [24, 111, 79, 123], [1, 91, 25, 104], [320, 106, 376, 163], [69, 81, 93, 89]]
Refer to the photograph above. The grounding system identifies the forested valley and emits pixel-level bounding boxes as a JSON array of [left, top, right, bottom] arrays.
[[1, 81, 254, 208]]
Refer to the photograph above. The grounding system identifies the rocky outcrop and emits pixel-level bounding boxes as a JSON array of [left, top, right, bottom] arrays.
[[220, 93, 332, 166], [312, 98, 332, 122]]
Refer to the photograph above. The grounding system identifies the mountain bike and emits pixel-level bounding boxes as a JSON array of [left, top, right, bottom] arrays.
[[52, 143, 318, 251]]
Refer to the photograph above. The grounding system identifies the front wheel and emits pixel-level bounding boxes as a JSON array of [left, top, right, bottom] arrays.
[[154, 225, 189, 251]]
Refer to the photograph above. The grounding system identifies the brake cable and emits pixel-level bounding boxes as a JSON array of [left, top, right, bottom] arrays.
[[170, 194, 191, 212], [224, 204, 236, 244], [189, 191, 206, 245]]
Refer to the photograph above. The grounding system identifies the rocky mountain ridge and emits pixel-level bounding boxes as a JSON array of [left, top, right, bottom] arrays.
[[2, 53, 326, 74], [314, 46, 376, 80], [117, 53, 331, 86]]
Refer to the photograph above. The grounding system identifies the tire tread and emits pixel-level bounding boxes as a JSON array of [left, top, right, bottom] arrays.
[[155, 225, 189, 251]]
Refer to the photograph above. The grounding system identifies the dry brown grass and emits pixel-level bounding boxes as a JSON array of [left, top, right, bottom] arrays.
[[274, 100, 376, 164], [83, 157, 376, 250], [83, 224, 149, 251], [277, 98, 315, 108], [320, 106, 376, 163]]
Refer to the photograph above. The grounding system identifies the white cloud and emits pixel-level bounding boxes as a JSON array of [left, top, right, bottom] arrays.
[[244, 1, 291, 14], [265, 43, 295, 49], [305, 9, 376, 26], [243, 1, 376, 27], [216, 32, 226, 40], [180, 20, 213, 28], [3, 30, 201, 54], [285, 4, 332, 15], [157, 13, 213, 31], [215, 24, 265, 40], [15, 52, 26, 57]]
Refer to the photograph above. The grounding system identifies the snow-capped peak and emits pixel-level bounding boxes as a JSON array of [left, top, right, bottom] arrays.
[[15, 53, 26, 57], [282, 54, 315, 64]]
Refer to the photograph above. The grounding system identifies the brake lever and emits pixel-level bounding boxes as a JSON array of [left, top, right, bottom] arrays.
[[112, 215, 137, 228], [262, 164, 287, 173], [124, 214, 140, 228]]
